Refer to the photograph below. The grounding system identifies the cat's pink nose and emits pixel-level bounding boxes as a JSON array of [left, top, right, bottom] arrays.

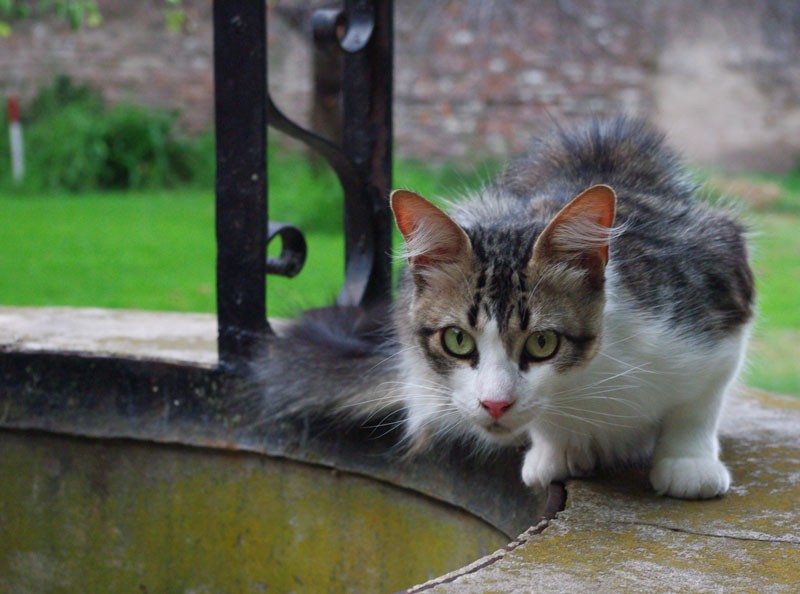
[[480, 399, 513, 420]]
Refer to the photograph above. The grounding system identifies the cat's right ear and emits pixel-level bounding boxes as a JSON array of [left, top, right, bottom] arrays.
[[390, 190, 472, 271], [532, 184, 617, 286]]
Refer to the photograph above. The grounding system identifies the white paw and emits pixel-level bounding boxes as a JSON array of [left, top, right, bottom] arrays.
[[650, 457, 731, 499], [522, 446, 566, 489]]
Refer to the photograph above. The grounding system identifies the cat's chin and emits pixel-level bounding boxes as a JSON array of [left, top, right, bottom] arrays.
[[474, 422, 526, 445]]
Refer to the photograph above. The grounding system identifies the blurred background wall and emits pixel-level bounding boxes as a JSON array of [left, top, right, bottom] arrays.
[[1, 0, 798, 172]]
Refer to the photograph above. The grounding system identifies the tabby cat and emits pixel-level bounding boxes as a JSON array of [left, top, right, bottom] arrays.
[[255, 118, 754, 500]]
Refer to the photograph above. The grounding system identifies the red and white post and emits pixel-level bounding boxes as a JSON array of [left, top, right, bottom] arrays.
[[7, 95, 24, 185]]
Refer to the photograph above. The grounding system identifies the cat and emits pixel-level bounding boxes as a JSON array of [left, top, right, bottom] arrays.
[[252, 117, 755, 500]]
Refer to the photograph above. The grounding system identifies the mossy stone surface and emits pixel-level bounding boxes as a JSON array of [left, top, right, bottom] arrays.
[[412, 389, 800, 593], [0, 432, 507, 594]]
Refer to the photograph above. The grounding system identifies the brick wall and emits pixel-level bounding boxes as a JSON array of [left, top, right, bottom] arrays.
[[0, 1, 215, 132], [392, 1, 659, 160], [1, 0, 798, 172]]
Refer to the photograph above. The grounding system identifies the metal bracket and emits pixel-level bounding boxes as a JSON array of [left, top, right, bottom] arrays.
[[266, 222, 307, 278]]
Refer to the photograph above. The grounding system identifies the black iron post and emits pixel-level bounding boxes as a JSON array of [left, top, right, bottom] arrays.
[[339, 0, 394, 308], [213, 0, 269, 368]]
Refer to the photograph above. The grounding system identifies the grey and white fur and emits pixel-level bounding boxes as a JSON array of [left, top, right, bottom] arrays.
[[249, 117, 755, 500]]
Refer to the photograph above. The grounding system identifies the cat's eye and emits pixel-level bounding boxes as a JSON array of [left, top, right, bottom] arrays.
[[524, 330, 559, 361], [441, 326, 476, 358]]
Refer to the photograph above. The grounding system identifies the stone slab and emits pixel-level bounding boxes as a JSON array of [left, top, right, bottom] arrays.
[[2, 306, 797, 591], [0, 306, 218, 365], [409, 389, 800, 593]]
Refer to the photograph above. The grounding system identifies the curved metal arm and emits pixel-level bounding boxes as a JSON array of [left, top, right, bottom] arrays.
[[266, 97, 375, 307], [312, 3, 375, 53], [266, 222, 307, 278], [265, 0, 392, 309]]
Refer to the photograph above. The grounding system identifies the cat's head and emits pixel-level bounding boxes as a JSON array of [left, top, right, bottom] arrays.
[[391, 185, 617, 445]]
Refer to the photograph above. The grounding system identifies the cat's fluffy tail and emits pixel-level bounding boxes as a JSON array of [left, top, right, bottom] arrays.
[[236, 304, 403, 430]]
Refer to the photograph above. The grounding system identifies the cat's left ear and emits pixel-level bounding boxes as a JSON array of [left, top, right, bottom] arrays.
[[532, 184, 617, 283], [390, 189, 472, 271]]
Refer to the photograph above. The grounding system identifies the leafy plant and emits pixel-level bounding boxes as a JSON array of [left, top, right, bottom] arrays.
[[0, 0, 185, 34], [25, 75, 103, 123], [0, 0, 102, 31], [98, 104, 195, 189], [23, 102, 108, 191], [164, 0, 187, 33], [3, 76, 207, 191]]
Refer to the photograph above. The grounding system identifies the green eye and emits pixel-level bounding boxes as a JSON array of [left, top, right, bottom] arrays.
[[441, 326, 476, 358], [525, 330, 559, 361]]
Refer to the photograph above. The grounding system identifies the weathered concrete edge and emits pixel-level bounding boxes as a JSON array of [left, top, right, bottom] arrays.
[[0, 306, 544, 540], [402, 482, 567, 594], [4, 307, 798, 592], [400, 388, 800, 592]]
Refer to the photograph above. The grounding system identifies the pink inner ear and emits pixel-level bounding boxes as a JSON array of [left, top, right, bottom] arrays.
[[390, 190, 471, 268], [535, 184, 617, 267], [391, 190, 428, 239]]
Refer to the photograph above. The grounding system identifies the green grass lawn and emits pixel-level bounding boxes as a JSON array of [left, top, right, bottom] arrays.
[[741, 173, 800, 396], [0, 190, 346, 318], [0, 191, 215, 311], [1, 159, 798, 396], [0, 152, 486, 318]]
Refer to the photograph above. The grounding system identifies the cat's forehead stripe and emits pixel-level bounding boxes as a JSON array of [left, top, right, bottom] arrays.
[[488, 264, 530, 332], [518, 299, 530, 331], [466, 225, 538, 332], [467, 300, 480, 329]]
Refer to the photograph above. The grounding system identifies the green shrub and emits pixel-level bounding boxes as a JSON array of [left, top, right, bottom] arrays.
[[25, 75, 103, 124], [97, 104, 196, 189], [2, 76, 207, 192], [24, 102, 108, 192]]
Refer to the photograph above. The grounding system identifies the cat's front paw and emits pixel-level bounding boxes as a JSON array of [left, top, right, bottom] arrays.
[[650, 457, 731, 499], [522, 446, 566, 490]]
